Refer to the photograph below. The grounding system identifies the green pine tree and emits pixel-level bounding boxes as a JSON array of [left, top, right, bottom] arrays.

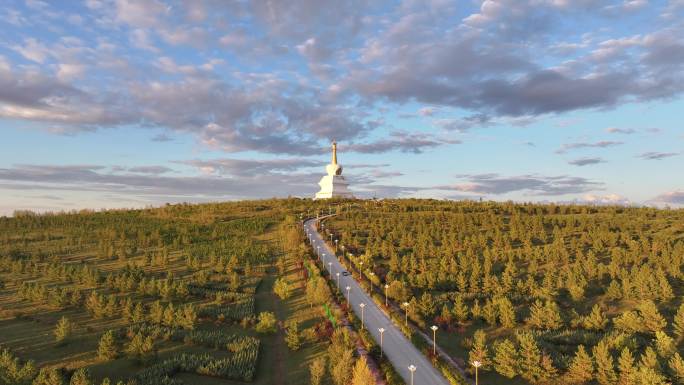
[[309, 356, 326, 385], [617, 347, 635, 385], [674, 303, 684, 343], [517, 331, 542, 383], [668, 352, 684, 385], [493, 339, 518, 379], [637, 301, 667, 334], [452, 295, 469, 323], [331, 349, 354, 385], [54, 316, 72, 345], [32, 368, 66, 385], [583, 304, 608, 331], [351, 356, 375, 385], [69, 368, 93, 385], [469, 329, 488, 369], [566, 345, 594, 384], [654, 331, 675, 358], [593, 341, 617, 385], [97, 331, 118, 361], [285, 320, 301, 351]]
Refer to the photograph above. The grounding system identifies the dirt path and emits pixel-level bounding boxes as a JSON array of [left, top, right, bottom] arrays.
[[255, 270, 286, 385]]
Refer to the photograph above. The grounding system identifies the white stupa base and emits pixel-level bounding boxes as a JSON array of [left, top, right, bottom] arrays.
[[315, 174, 353, 200]]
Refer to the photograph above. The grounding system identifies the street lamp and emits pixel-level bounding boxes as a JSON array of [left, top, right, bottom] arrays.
[[384, 284, 389, 307], [360, 303, 365, 329], [472, 360, 482, 385], [336, 272, 340, 288], [430, 325, 439, 355], [375, 328, 386, 361], [403, 302, 410, 327], [335, 239, 338, 252], [317, 246, 320, 256], [346, 286, 351, 302], [408, 365, 416, 385], [328, 262, 332, 274]]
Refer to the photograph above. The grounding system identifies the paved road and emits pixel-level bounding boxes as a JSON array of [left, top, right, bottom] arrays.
[[304, 217, 450, 385]]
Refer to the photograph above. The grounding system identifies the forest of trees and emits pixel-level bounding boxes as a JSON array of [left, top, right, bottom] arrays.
[[0, 199, 338, 385], [326, 199, 684, 385]]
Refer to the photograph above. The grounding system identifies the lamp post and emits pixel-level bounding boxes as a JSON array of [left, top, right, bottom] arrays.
[[336, 272, 340, 288], [384, 284, 389, 307], [360, 303, 365, 329], [359, 261, 364, 282], [346, 286, 351, 302], [403, 302, 410, 327], [378, 327, 385, 358], [335, 239, 338, 252], [408, 365, 416, 385], [317, 246, 320, 256], [472, 360, 482, 385], [430, 325, 439, 355]]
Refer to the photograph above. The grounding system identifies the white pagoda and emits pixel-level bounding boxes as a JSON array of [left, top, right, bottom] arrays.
[[314, 141, 353, 199]]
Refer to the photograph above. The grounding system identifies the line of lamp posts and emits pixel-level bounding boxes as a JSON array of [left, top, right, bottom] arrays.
[[305, 222, 483, 385]]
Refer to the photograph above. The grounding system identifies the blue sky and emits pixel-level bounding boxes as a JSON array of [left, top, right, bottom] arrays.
[[1, 0, 683, 215]]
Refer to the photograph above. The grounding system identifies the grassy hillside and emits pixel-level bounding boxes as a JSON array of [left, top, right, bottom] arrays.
[[0, 199, 342, 385], [326, 199, 684, 385]]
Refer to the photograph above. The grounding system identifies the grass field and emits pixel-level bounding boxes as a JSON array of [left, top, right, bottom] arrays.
[[0, 201, 339, 385]]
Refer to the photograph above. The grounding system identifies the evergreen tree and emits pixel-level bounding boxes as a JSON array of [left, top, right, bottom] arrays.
[[668, 352, 684, 384], [32, 368, 66, 385], [617, 347, 635, 385], [613, 311, 644, 334], [273, 278, 291, 300], [593, 341, 617, 385], [517, 331, 543, 383], [351, 356, 375, 385], [482, 299, 497, 326], [309, 356, 326, 385], [674, 303, 684, 343], [54, 316, 72, 345], [654, 331, 675, 358], [637, 301, 667, 334], [493, 339, 518, 379], [149, 301, 164, 324], [162, 303, 175, 327], [131, 303, 145, 324], [178, 304, 196, 330], [469, 329, 488, 369], [632, 366, 669, 385], [97, 331, 118, 361], [639, 346, 659, 371], [527, 300, 546, 329], [584, 304, 608, 331], [285, 320, 301, 351], [331, 349, 354, 385], [543, 300, 563, 330], [255, 311, 277, 333], [126, 332, 154, 362], [471, 299, 482, 320], [452, 295, 469, 324], [497, 297, 516, 328], [69, 368, 93, 385], [566, 345, 594, 384]]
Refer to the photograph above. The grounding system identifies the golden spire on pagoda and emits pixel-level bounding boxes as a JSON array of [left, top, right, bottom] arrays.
[[332, 141, 338, 165]]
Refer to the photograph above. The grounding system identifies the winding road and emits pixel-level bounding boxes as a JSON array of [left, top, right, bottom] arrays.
[[304, 217, 450, 385]]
